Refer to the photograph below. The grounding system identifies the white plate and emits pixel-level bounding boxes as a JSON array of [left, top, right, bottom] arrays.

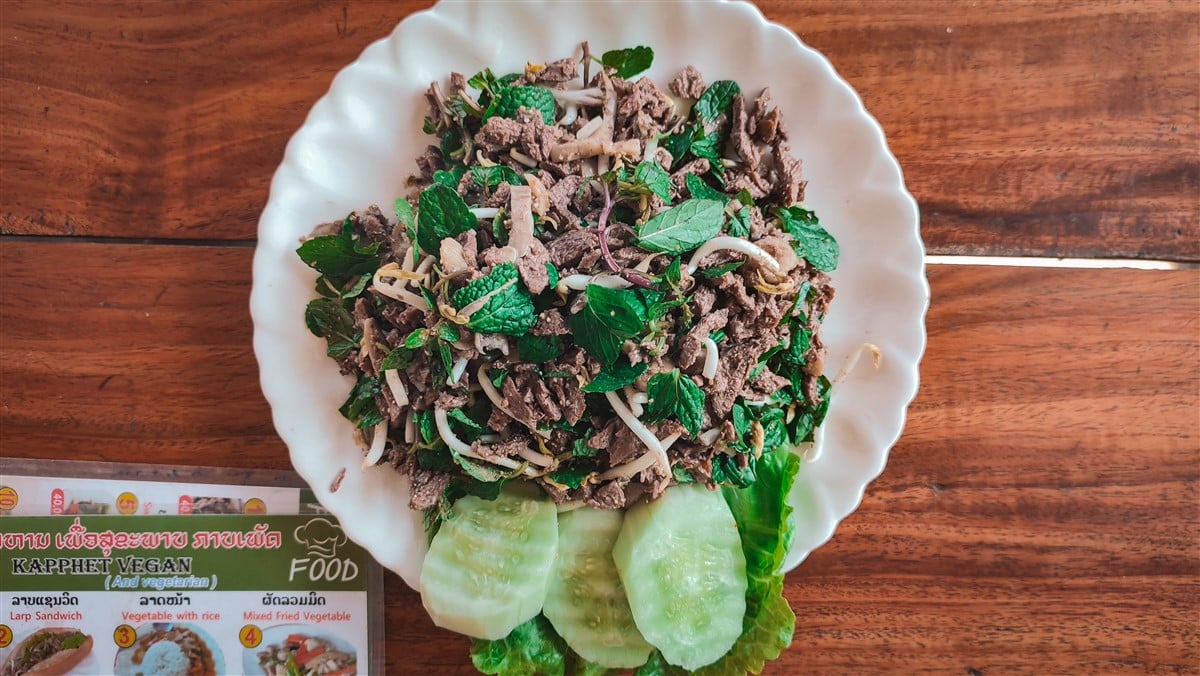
[[252, 0, 928, 589]]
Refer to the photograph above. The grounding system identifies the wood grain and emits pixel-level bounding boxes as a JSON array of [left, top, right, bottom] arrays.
[[1, 242, 1195, 672], [2, 1, 1196, 260]]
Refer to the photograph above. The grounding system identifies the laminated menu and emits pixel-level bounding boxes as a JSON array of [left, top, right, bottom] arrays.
[[0, 460, 382, 676]]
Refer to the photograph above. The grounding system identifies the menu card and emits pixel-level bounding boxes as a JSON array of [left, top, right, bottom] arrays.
[[0, 460, 382, 676]]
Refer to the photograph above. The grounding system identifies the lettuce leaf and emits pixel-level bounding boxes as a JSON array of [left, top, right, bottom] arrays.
[[471, 615, 612, 676], [471, 615, 567, 676], [690, 447, 800, 675]]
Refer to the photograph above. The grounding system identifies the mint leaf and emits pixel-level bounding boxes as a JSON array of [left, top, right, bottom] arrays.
[[339, 374, 383, 429], [644, 368, 706, 437], [659, 130, 692, 169], [492, 85, 557, 125], [569, 284, 650, 366], [636, 199, 726, 254], [304, 297, 359, 359], [688, 127, 723, 166], [451, 262, 537, 336], [378, 345, 417, 371], [697, 260, 745, 278], [296, 218, 382, 284], [582, 357, 648, 393], [728, 205, 752, 238], [471, 615, 569, 676], [472, 165, 527, 189], [694, 80, 741, 125], [778, 206, 838, 272], [601, 45, 654, 79], [634, 160, 672, 201], [417, 183, 477, 255], [685, 174, 726, 202], [548, 459, 596, 489], [516, 334, 564, 363], [433, 167, 464, 188]]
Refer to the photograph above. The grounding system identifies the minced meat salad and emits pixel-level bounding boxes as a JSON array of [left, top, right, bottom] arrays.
[[298, 44, 838, 517]]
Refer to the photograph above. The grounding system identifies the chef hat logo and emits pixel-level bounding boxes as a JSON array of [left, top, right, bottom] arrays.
[[293, 517, 348, 558]]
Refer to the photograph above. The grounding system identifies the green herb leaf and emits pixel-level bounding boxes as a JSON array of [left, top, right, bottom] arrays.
[[516, 334, 565, 364], [644, 368, 706, 437], [492, 85, 557, 125], [379, 345, 417, 372], [582, 357, 648, 393], [433, 168, 463, 189], [778, 206, 839, 272], [688, 127, 723, 167], [634, 160, 672, 201], [601, 45, 654, 79], [472, 165, 527, 189], [339, 374, 383, 429], [417, 183, 477, 255], [694, 80, 741, 125], [548, 459, 596, 490], [685, 173, 726, 202], [296, 218, 383, 284], [304, 297, 359, 359], [569, 284, 652, 366], [659, 131, 692, 169], [697, 260, 745, 278], [571, 436, 596, 458], [636, 198, 726, 254], [672, 466, 696, 484], [728, 205, 753, 238], [451, 262, 537, 336], [490, 369, 509, 389], [712, 453, 757, 488]]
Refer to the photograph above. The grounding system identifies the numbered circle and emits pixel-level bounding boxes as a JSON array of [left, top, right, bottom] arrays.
[[0, 624, 12, 648], [116, 492, 139, 515], [0, 486, 18, 512], [239, 624, 262, 649], [113, 623, 137, 648], [243, 498, 267, 515]]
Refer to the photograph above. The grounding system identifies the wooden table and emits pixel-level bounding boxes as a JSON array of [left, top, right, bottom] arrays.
[[2, 1, 1197, 673]]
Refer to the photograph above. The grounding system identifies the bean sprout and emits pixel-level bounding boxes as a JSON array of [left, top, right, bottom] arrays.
[[687, 236, 782, 275]]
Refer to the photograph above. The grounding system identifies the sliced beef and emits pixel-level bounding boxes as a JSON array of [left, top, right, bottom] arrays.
[[516, 108, 565, 162], [414, 145, 443, 183], [475, 116, 524, 154], [548, 376, 586, 425], [547, 227, 599, 268], [515, 238, 552, 294], [669, 65, 706, 99], [408, 469, 450, 510], [527, 57, 580, 84], [774, 145, 805, 206], [532, 308, 570, 336], [587, 480, 628, 510], [678, 308, 729, 370], [547, 174, 585, 226], [707, 336, 776, 417], [471, 434, 533, 461], [670, 158, 711, 193], [728, 94, 760, 171]]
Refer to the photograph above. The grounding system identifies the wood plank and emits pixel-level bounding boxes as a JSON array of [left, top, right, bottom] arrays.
[[2, 1, 1196, 260], [1, 241, 1195, 671]]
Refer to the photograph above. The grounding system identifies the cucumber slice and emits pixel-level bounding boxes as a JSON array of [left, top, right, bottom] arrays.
[[613, 484, 747, 670], [419, 491, 558, 640], [543, 507, 654, 668]]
